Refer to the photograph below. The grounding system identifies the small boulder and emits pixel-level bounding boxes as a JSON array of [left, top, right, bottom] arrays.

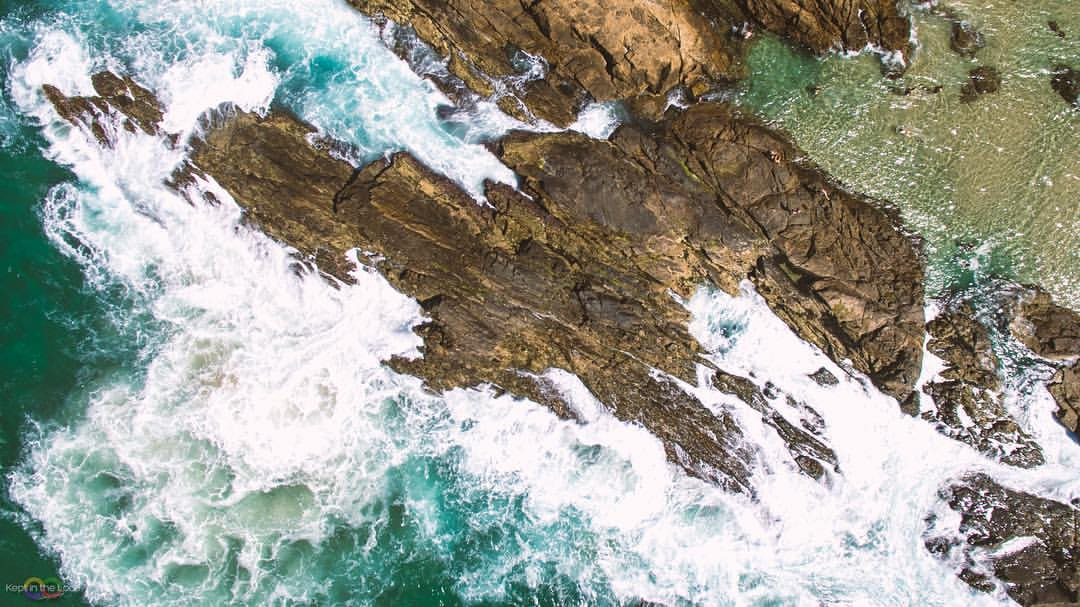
[[1050, 65, 1079, 108], [960, 66, 1001, 102], [950, 21, 985, 58]]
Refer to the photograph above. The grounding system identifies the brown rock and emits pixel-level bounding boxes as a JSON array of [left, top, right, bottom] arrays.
[[960, 66, 1002, 103], [349, 0, 748, 126], [926, 473, 1080, 606], [949, 20, 984, 58], [1012, 289, 1080, 360], [1048, 363, 1080, 435], [736, 0, 912, 57]]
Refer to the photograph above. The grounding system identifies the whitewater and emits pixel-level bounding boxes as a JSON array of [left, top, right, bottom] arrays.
[[1, 1, 1077, 605]]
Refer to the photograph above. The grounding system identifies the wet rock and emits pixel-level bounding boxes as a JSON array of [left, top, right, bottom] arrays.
[[960, 66, 1002, 103], [45, 76, 927, 494], [346, 0, 910, 126], [926, 473, 1080, 605], [1011, 289, 1080, 360], [41, 71, 164, 147], [1048, 363, 1080, 436], [808, 367, 838, 386], [187, 102, 925, 490], [950, 21, 984, 58], [1050, 65, 1080, 108], [347, 0, 749, 126], [712, 370, 839, 480], [920, 303, 1044, 467], [1048, 20, 1066, 39], [736, 0, 911, 59]]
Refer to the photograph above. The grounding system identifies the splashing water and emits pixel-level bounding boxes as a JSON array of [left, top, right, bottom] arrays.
[[1, 1, 1078, 606]]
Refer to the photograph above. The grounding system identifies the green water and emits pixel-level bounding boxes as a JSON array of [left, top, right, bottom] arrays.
[[735, 0, 1080, 306]]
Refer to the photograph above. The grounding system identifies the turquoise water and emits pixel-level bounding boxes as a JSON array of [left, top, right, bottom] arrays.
[[0, 1, 1078, 606], [733, 1, 1080, 307]]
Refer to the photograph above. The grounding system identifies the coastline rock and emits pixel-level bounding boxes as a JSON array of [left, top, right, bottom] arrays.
[[188, 102, 926, 487], [347, 0, 911, 126], [949, 21, 984, 58], [736, 0, 911, 57], [42, 72, 163, 147], [1048, 363, 1080, 435], [42, 72, 926, 492], [348, 0, 749, 125], [919, 304, 1044, 467], [1050, 65, 1080, 108], [926, 473, 1080, 606], [961, 66, 1002, 103], [1011, 289, 1080, 361]]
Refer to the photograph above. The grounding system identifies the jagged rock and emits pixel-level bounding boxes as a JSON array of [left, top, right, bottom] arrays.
[[712, 370, 838, 480], [808, 367, 839, 386], [1012, 289, 1080, 361], [737, 0, 911, 58], [42, 72, 164, 147], [920, 303, 1044, 467], [961, 66, 1002, 102], [926, 473, 1080, 606], [950, 21, 984, 58], [1051, 65, 1080, 108], [43, 73, 927, 493], [348, 0, 749, 126], [1048, 363, 1080, 436], [347, 0, 910, 126]]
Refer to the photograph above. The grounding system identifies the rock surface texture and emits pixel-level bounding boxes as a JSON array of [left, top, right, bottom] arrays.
[[183, 101, 928, 490], [1012, 289, 1080, 438], [920, 303, 1044, 467], [349, 0, 910, 125], [926, 474, 1080, 606]]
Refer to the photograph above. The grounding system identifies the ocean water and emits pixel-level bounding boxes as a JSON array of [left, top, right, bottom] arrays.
[[0, 1, 1077, 606], [733, 0, 1080, 308]]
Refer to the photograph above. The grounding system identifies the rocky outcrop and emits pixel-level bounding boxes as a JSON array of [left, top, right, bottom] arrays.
[[918, 303, 1044, 467], [42, 71, 164, 146], [949, 20, 984, 58], [735, 0, 911, 57], [1051, 65, 1079, 108], [349, 0, 910, 125], [1012, 288, 1080, 438], [925, 473, 1080, 606], [183, 101, 923, 490], [350, 0, 750, 125], [1014, 290, 1080, 361], [45, 70, 927, 491]]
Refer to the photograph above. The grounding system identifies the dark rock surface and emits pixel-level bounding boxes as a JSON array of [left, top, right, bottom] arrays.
[[1049, 363, 1080, 436], [1050, 65, 1079, 108], [348, 0, 910, 125], [183, 101, 924, 491], [926, 473, 1080, 606], [961, 66, 1002, 102], [919, 303, 1044, 467], [1012, 289, 1080, 360], [45, 73, 925, 492], [950, 20, 984, 58], [728, 0, 911, 57], [42, 72, 163, 147]]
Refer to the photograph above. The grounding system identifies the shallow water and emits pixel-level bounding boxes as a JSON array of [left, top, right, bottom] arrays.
[[734, 0, 1080, 307], [0, 1, 1077, 606]]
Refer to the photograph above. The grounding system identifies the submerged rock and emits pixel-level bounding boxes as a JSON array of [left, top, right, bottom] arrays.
[[1050, 65, 1080, 108], [926, 473, 1080, 606], [960, 66, 1002, 102], [949, 21, 985, 58]]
